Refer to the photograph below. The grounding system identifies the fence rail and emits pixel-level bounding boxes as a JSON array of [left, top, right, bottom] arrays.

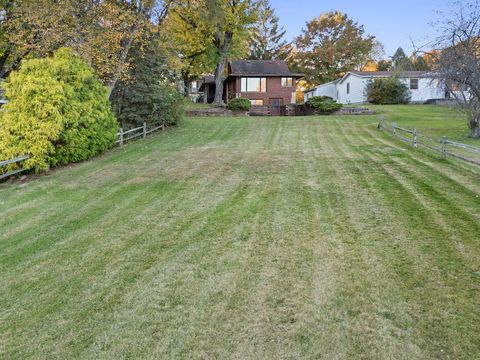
[[378, 119, 480, 166], [115, 121, 165, 145], [1, 121, 166, 181], [0, 155, 29, 180]]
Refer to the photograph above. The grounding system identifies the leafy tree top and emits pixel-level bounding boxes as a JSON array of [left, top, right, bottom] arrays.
[[293, 11, 376, 85]]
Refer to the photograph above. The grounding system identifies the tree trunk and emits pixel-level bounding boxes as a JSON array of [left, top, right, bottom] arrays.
[[106, 36, 134, 100], [213, 31, 233, 105], [181, 72, 191, 97], [470, 113, 480, 138], [0, 50, 11, 79]]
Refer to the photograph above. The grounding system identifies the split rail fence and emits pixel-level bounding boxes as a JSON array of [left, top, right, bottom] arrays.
[[0, 121, 165, 181], [0, 155, 29, 180], [378, 118, 480, 166]]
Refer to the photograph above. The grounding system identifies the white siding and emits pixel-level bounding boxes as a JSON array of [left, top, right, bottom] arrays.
[[336, 74, 447, 104], [313, 82, 338, 100], [304, 90, 314, 102], [337, 74, 368, 104], [305, 73, 452, 105], [399, 78, 445, 102]]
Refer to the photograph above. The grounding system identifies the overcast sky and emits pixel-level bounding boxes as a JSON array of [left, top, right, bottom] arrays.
[[269, 0, 457, 57]]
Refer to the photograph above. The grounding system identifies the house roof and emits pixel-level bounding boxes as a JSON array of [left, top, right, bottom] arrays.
[[337, 70, 431, 84], [228, 60, 303, 77], [198, 75, 215, 91], [349, 70, 430, 78], [202, 75, 215, 84]]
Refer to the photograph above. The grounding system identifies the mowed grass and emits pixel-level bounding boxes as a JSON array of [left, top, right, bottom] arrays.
[[1, 107, 479, 359], [368, 104, 476, 144]]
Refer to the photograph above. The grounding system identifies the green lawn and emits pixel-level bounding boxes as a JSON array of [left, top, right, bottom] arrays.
[[367, 104, 476, 144], [1, 107, 479, 359]]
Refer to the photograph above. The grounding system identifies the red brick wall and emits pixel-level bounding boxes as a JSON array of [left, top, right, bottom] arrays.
[[226, 77, 296, 106]]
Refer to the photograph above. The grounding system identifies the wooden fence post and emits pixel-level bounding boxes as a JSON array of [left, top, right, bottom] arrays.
[[413, 128, 417, 148], [120, 128, 124, 146], [441, 136, 447, 158], [378, 116, 385, 130], [143, 122, 147, 138]]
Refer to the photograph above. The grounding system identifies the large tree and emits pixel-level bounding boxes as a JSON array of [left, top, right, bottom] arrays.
[[162, 0, 217, 95], [0, 0, 173, 97], [293, 11, 375, 85], [248, 0, 290, 60], [206, 0, 257, 105], [111, 29, 183, 129], [435, 0, 480, 138]]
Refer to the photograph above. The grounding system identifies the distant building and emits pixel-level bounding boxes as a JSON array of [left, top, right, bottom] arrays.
[[304, 71, 451, 104], [224, 60, 303, 115]]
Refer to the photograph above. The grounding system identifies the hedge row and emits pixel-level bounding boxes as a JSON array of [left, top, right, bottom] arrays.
[[0, 47, 184, 174]]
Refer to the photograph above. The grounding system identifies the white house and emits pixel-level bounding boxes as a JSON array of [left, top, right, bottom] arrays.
[[304, 71, 448, 104]]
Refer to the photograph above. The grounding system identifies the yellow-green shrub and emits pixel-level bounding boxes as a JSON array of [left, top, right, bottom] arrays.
[[0, 48, 118, 173]]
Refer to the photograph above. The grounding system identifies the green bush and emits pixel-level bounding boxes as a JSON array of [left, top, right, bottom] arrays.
[[0, 48, 118, 173], [111, 36, 184, 129], [305, 96, 342, 114], [227, 97, 252, 111], [367, 77, 411, 104]]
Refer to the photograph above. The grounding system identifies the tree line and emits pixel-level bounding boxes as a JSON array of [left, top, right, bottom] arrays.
[[1, 0, 479, 139], [0, 0, 433, 104]]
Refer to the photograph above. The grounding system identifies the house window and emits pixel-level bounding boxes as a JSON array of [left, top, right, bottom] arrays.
[[191, 81, 198, 92], [410, 79, 419, 90], [250, 100, 264, 106], [346, 83, 350, 94], [281, 77, 294, 87], [241, 77, 267, 92]]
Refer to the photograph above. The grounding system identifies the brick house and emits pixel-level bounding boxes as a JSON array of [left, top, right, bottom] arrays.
[[224, 60, 303, 115]]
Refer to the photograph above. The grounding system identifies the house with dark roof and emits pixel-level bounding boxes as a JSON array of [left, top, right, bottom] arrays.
[[305, 71, 449, 104], [197, 75, 216, 104], [224, 60, 303, 115]]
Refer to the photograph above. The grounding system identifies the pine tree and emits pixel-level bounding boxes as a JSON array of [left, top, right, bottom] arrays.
[[248, 0, 290, 60], [392, 47, 414, 71]]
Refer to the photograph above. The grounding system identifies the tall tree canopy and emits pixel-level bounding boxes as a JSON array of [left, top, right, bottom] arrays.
[[162, 0, 217, 94], [248, 0, 290, 60], [206, 0, 257, 104], [0, 0, 173, 97], [293, 11, 375, 85]]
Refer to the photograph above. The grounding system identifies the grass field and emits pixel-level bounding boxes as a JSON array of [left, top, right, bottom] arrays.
[[1, 107, 479, 359], [368, 104, 475, 144]]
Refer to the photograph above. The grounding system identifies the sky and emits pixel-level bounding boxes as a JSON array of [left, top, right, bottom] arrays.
[[269, 0, 457, 57]]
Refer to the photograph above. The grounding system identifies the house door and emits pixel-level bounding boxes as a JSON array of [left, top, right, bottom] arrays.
[[269, 98, 283, 116]]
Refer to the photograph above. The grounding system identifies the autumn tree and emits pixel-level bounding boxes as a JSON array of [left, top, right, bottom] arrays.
[[293, 11, 376, 85], [362, 60, 378, 71], [162, 0, 217, 95], [248, 0, 290, 60], [435, 0, 480, 138], [206, 0, 257, 104], [0, 0, 77, 79], [0, 0, 173, 97]]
